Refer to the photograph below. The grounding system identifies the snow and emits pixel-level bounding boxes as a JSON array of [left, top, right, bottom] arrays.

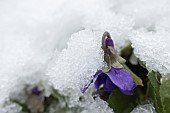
[[109, 0, 170, 74], [83, 10, 133, 50], [130, 30, 170, 76], [0, 0, 170, 112], [47, 29, 113, 112], [131, 103, 156, 113], [117, 0, 170, 76], [0, 0, 113, 112], [48, 29, 103, 91], [0, 101, 22, 113]]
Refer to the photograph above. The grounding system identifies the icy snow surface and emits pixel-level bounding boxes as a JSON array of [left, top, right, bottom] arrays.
[[47, 29, 113, 113], [131, 103, 156, 113], [0, 0, 170, 112]]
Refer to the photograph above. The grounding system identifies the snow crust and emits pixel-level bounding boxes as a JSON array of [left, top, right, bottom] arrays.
[[131, 103, 156, 113], [0, 0, 170, 112], [130, 30, 170, 76], [48, 29, 103, 92], [47, 29, 114, 113], [0, 0, 114, 112], [119, 0, 170, 76]]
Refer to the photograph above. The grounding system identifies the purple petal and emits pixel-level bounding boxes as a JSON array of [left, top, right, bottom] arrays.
[[106, 67, 135, 95], [94, 71, 107, 92], [104, 77, 115, 93], [94, 70, 103, 78], [105, 38, 114, 47], [81, 70, 103, 93], [81, 78, 93, 93]]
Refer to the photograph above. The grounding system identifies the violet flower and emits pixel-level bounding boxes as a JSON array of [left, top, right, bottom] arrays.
[[81, 32, 136, 95]]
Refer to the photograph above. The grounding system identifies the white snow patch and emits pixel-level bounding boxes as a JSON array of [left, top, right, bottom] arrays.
[[0, 0, 113, 112], [130, 30, 170, 77], [131, 103, 156, 113], [108, 0, 170, 77], [47, 29, 111, 112], [1, 0, 170, 112]]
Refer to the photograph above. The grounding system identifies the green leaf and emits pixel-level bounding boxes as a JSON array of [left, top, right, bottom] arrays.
[[138, 60, 146, 69], [148, 72, 163, 113], [160, 75, 170, 113], [148, 72, 160, 91], [107, 88, 137, 113]]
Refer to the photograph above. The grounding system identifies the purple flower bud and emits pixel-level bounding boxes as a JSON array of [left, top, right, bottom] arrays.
[[105, 38, 114, 48], [31, 87, 42, 95]]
